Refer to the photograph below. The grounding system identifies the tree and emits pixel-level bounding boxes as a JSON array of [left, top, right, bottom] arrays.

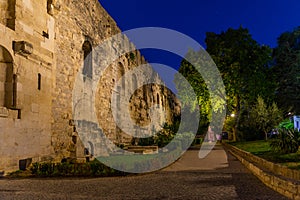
[[175, 49, 226, 135], [205, 27, 274, 141], [176, 57, 210, 130], [250, 96, 282, 141], [272, 26, 300, 114]]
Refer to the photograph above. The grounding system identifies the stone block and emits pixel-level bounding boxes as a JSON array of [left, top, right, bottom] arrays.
[[287, 182, 297, 194], [284, 190, 294, 199], [294, 195, 300, 200], [31, 103, 39, 113], [13, 41, 33, 55], [0, 107, 8, 117]]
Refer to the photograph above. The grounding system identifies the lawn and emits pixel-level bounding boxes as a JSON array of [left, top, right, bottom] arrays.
[[231, 140, 272, 155], [230, 140, 300, 169]]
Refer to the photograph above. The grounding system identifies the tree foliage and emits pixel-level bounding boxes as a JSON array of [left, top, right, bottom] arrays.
[[176, 57, 210, 119], [250, 96, 282, 140], [205, 27, 274, 141], [175, 49, 226, 135], [272, 26, 300, 114], [175, 26, 300, 141]]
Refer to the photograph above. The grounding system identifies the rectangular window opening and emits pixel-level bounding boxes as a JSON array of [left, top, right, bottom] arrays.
[[12, 74, 17, 107], [38, 73, 41, 90]]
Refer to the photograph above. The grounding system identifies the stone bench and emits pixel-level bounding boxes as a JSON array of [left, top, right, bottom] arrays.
[[126, 146, 158, 154]]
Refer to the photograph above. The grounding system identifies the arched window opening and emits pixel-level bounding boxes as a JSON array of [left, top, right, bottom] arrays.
[[0, 45, 14, 108], [116, 62, 125, 114], [82, 41, 93, 81]]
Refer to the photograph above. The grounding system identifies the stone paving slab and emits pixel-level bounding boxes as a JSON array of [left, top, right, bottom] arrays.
[[0, 145, 288, 199], [164, 145, 228, 171]]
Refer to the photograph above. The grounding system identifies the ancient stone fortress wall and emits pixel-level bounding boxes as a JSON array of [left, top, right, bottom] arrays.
[[0, 0, 180, 171], [52, 0, 180, 162], [0, 0, 54, 171]]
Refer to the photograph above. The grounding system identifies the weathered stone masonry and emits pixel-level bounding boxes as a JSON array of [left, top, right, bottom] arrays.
[[0, 0, 54, 171], [0, 0, 180, 171]]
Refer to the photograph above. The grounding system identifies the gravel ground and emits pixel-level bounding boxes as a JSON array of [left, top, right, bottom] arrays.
[[0, 145, 288, 200]]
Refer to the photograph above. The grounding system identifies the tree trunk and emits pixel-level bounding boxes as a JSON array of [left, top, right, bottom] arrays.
[[264, 131, 268, 141], [232, 127, 237, 142]]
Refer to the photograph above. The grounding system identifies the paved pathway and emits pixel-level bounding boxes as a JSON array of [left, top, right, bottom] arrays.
[[0, 145, 288, 199]]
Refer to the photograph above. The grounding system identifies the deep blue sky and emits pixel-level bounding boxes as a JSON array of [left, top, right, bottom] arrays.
[[100, 0, 300, 69]]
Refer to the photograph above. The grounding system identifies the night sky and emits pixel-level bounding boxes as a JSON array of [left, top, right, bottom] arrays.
[[100, 0, 300, 69]]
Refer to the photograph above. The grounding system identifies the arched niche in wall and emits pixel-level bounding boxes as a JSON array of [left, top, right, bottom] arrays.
[[142, 85, 148, 103], [0, 45, 14, 108], [157, 93, 160, 108], [82, 40, 93, 81], [116, 62, 125, 110]]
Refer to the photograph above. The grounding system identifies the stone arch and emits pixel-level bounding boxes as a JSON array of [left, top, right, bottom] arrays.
[[82, 40, 93, 81], [0, 45, 14, 108]]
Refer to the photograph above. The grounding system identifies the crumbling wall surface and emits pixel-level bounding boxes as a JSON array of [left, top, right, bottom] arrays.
[[52, 0, 180, 160]]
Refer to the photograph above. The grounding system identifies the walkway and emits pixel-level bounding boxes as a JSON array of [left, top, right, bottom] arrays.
[[0, 145, 288, 199]]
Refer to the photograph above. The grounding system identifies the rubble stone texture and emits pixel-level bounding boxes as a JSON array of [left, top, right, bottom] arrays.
[[0, 0, 180, 172]]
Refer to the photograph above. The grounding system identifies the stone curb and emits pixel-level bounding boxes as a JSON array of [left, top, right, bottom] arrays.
[[223, 142, 300, 200]]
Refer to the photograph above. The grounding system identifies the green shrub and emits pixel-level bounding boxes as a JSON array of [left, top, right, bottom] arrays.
[[194, 137, 203, 145], [137, 123, 179, 147], [30, 162, 39, 174], [270, 128, 300, 154], [29, 160, 125, 177], [137, 137, 155, 146]]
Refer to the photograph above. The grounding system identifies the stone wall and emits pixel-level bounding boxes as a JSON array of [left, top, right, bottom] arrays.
[[0, 0, 180, 171], [0, 0, 54, 171], [226, 143, 300, 180], [51, 0, 180, 161], [224, 143, 300, 199]]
